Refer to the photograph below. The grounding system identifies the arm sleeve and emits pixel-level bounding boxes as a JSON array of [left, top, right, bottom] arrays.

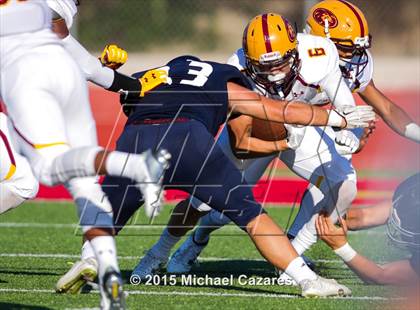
[[61, 34, 115, 89]]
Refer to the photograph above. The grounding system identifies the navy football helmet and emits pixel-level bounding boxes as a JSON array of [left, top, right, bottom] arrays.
[[387, 173, 420, 251]]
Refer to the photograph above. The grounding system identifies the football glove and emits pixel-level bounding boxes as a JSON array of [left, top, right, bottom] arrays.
[[285, 124, 306, 150], [100, 44, 128, 70], [335, 129, 360, 155], [139, 67, 171, 97], [335, 105, 376, 129]]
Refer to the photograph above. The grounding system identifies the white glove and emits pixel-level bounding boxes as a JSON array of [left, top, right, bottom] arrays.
[[285, 124, 306, 150], [405, 123, 420, 142], [328, 105, 375, 129], [335, 130, 360, 155]]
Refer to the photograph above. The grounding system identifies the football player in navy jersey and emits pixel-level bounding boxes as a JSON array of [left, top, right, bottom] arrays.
[[316, 173, 419, 285], [98, 55, 376, 297]]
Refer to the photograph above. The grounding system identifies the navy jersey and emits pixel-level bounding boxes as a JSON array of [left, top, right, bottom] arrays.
[[126, 56, 251, 135]]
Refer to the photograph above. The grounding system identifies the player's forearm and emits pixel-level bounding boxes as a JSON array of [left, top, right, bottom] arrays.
[[258, 99, 345, 128], [61, 34, 115, 89], [227, 83, 344, 127], [344, 252, 388, 284], [360, 83, 419, 141]]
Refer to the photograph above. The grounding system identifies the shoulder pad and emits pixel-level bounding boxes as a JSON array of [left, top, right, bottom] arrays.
[[226, 48, 246, 71]]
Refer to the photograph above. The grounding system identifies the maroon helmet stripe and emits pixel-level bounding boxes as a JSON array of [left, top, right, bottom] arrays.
[[339, 0, 365, 37], [261, 14, 272, 53], [0, 129, 16, 166]]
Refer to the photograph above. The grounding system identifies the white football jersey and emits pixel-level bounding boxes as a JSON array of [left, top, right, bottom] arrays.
[[227, 33, 355, 108], [46, 0, 78, 29], [0, 0, 59, 70]]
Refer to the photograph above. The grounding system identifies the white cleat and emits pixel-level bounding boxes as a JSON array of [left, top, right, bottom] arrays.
[[135, 149, 171, 219], [276, 271, 298, 286], [101, 269, 126, 310], [167, 233, 207, 274], [300, 276, 352, 298], [55, 257, 98, 294], [131, 250, 167, 280]]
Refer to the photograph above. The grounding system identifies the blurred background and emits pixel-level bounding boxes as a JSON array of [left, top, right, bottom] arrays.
[[73, 0, 420, 87], [38, 0, 420, 204]]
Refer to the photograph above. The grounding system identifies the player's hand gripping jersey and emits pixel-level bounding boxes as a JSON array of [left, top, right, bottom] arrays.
[[125, 56, 251, 136]]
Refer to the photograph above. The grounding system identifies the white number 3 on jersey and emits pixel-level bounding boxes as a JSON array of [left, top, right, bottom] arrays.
[[180, 60, 213, 87]]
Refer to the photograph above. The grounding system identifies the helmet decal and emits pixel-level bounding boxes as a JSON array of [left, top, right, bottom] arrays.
[[261, 14, 273, 53], [312, 8, 339, 28], [284, 18, 297, 43], [338, 0, 365, 37]]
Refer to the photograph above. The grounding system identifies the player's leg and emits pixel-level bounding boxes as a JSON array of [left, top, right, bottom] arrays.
[[284, 153, 357, 256], [186, 131, 350, 296], [2, 48, 126, 305], [143, 126, 274, 274], [166, 155, 274, 273], [0, 113, 39, 213]]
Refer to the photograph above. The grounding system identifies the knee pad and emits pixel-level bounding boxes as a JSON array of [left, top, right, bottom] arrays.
[[66, 177, 113, 232]]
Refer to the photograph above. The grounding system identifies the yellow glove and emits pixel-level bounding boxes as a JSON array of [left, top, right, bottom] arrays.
[[100, 44, 128, 70], [139, 67, 171, 97]]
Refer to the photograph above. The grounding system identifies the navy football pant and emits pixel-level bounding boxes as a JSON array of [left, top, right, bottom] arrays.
[[102, 119, 265, 232]]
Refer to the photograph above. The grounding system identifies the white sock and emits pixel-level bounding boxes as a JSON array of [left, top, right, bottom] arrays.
[[81, 240, 95, 260], [105, 151, 145, 180], [90, 236, 119, 279], [291, 216, 318, 255], [285, 256, 317, 284], [150, 228, 181, 259]]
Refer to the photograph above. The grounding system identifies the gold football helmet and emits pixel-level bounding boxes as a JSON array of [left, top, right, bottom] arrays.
[[243, 13, 300, 96], [306, 0, 371, 53], [305, 0, 371, 81]]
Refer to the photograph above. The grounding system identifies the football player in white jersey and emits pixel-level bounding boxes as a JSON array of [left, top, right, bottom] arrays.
[[0, 1, 170, 308], [288, 0, 420, 245], [131, 13, 364, 279], [44, 0, 131, 296]]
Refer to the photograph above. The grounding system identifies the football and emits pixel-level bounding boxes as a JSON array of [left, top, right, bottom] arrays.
[[251, 118, 288, 141]]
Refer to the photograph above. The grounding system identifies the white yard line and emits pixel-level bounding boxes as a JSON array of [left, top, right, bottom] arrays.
[[0, 288, 401, 301], [0, 252, 343, 264]]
